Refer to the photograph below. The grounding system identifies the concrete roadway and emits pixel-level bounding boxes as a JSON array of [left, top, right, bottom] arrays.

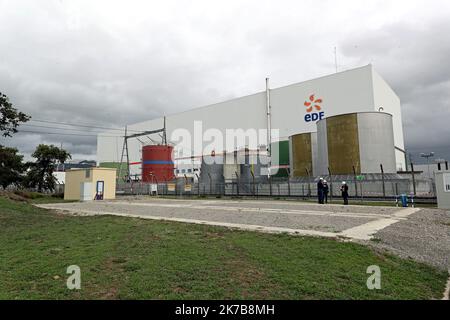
[[37, 198, 420, 241]]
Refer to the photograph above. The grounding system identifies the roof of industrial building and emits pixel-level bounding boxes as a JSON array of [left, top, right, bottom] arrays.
[[66, 167, 116, 172]]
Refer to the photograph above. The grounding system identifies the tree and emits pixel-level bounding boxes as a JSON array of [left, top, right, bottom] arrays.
[[24, 144, 71, 192], [0, 146, 24, 189], [0, 92, 30, 137]]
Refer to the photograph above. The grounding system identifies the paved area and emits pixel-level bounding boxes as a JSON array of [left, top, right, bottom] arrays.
[[37, 198, 419, 240], [367, 208, 450, 271]]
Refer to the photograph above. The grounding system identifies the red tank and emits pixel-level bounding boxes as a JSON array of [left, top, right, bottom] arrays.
[[142, 145, 175, 182]]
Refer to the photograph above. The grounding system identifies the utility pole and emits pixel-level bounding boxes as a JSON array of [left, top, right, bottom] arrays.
[[59, 142, 64, 171], [408, 152, 414, 172], [163, 116, 167, 145], [118, 125, 166, 183], [125, 130, 130, 179], [118, 126, 127, 182], [420, 152, 435, 180], [266, 77, 272, 178]]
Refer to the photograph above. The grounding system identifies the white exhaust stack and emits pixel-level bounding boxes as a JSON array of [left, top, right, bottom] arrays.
[[266, 77, 272, 177]]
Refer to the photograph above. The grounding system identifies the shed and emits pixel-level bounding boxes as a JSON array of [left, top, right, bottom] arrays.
[[435, 171, 450, 209], [64, 168, 116, 201]]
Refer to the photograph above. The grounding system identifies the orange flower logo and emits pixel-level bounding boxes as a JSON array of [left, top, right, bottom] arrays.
[[304, 94, 322, 113]]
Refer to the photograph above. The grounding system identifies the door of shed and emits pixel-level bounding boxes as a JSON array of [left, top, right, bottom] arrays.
[[80, 182, 93, 201]]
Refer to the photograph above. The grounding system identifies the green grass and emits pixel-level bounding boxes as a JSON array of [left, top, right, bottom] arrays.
[[0, 190, 73, 204], [0, 196, 447, 300]]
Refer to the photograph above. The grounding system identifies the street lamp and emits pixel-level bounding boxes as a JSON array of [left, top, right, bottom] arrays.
[[420, 152, 435, 179]]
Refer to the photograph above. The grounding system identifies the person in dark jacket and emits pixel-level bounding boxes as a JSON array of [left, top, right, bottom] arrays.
[[317, 178, 324, 204], [323, 180, 329, 204], [340, 181, 349, 205]]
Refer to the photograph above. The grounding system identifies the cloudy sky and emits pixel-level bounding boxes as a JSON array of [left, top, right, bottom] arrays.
[[0, 0, 449, 163]]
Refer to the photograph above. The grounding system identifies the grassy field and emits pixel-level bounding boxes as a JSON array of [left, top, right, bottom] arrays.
[[0, 196, 447, 300]]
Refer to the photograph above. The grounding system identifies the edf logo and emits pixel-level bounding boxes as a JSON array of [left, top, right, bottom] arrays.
[[304, 94, 325, 122]]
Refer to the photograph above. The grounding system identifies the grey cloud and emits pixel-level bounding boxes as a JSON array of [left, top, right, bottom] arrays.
[[0, 0, 449, 164], [339, 18, 450, 162]]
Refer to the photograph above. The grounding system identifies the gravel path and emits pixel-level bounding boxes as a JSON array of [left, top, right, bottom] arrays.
[[368, 208, 450, 271]]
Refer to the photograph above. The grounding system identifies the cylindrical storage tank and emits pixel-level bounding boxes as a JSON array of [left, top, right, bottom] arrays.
[[142, 145, 175, 182], [316, 112, 396, 175], [289, 132, 318, 177], [199, 154, 224, 184]]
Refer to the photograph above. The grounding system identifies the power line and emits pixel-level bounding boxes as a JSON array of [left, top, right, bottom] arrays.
[[17, 129, 123, 138], [21, 123, 121, 133], [29, 119, 146, 133]]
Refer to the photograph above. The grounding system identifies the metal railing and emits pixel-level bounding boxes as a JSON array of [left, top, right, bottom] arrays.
[[116, 176, 437, 204]]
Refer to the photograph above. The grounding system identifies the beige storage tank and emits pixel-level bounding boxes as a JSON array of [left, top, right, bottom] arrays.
[[316, 112, 396, 175], [223, 151, 240, 180], [289, 132, 318, 177]]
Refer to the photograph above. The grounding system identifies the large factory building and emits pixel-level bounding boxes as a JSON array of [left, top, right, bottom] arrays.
[[97, 65, 406, 180]]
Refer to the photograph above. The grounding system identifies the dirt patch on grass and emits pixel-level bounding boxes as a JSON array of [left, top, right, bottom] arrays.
[[204, 231, 225, 239], [1, 191, 65, 204], [172, 286, 187, 294], [217, 246, 284, 299], [100, 286, 119, 300], [0, 191, 29, 202], [93, 256, 127, 299]]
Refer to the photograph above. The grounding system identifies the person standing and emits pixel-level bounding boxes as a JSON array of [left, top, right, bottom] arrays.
[[340, 181, 349, 205], [317, 178, 324, 204], [323, 180, 329, 204]]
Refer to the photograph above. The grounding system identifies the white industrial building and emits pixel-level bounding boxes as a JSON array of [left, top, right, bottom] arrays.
[[97, 65, 406, 177]]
